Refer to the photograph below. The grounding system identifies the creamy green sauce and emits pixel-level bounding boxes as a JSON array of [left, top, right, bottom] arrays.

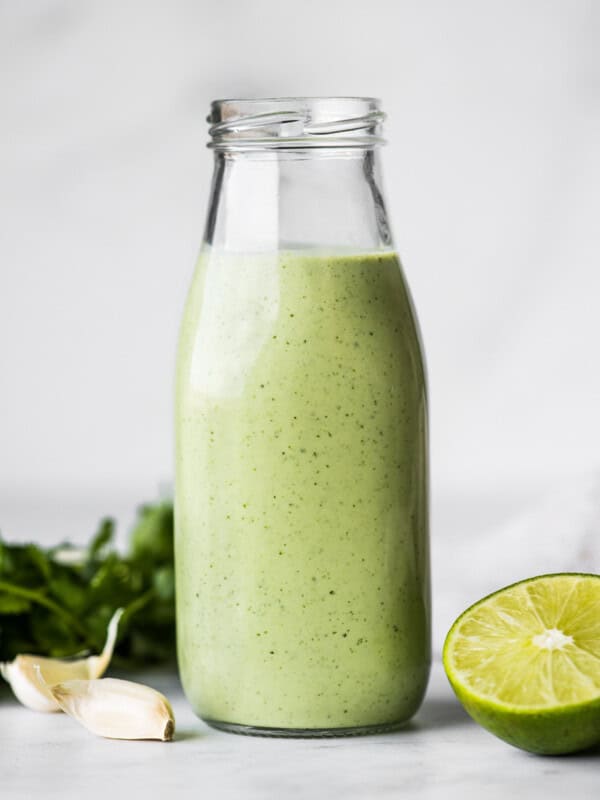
[[175, 249, 430, 730]]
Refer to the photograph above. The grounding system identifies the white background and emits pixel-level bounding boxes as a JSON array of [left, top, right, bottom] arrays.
[[1, 0, 599, 644]]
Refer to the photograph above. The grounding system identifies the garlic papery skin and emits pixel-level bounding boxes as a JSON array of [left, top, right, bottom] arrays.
[[49, 678, 175, 741], [0, 607, 123, 712]]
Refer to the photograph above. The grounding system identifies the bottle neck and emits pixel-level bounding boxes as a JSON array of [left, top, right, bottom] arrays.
[[203, 149, 393, 253]]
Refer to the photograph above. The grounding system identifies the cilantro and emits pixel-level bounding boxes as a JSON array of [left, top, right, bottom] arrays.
[[0, 501, 175, 667]]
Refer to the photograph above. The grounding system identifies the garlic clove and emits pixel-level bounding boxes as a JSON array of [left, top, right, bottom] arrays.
[[0, 607, 123, 712], [49, 677, 175, 741], [0, 655, 59, 712]]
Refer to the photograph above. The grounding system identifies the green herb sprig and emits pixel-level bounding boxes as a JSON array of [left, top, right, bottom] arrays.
[[0, 502, 175, 667]]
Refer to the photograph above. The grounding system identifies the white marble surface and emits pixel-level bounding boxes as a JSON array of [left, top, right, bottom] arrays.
[[2, 662, 598, 800]]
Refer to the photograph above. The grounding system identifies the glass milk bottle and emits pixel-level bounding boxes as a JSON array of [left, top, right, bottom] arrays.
[[175, 97, 430, 736]]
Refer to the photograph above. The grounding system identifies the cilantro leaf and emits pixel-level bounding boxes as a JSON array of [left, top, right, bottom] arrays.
[[0, 500, 176, 667]]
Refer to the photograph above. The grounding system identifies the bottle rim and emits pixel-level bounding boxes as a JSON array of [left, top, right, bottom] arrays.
[[208, 97, 385, 151]]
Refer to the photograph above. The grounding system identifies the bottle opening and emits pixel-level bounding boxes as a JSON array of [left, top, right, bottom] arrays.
[[208, 97, 385, 151]]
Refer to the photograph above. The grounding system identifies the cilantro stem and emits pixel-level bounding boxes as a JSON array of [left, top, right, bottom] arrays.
[[121, 588, 155, 624], [0, 579, 88, 639]]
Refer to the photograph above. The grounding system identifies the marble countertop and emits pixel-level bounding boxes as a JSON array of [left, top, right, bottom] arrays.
[[2, 662, 598, 800]]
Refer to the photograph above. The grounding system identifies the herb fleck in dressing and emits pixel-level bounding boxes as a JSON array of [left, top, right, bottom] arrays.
[[175, 250, 430, 731]]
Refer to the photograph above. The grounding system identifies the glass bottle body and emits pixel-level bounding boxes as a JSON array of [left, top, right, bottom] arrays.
[[175, 99, 430, 735]]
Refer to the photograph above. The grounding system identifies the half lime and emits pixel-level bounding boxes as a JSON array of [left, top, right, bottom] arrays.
[[443, 573, 600, 754]]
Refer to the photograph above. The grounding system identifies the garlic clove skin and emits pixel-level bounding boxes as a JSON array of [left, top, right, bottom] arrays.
[[80, 607, 123, 679], [49, 678, 175, 741], [0, 607, 123, 712]]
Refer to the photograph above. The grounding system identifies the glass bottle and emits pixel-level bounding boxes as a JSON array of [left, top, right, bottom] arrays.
[[175, 97, 430, 736]]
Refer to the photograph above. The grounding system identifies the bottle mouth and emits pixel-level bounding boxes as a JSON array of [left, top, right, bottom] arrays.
[[208, 97, 385, 151]]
